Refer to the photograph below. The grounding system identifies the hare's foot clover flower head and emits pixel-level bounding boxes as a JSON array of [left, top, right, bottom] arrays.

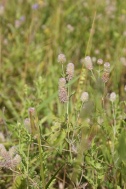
[[9, 146, 17, 158], [84, 56, 93, 70], [59, 78, 66, 87], [58, 78, 68, 103], [81, 92, 89, 102], [0, 144, 21, 169], [66, 63, 74, 81], [102, 72, 109, 83], [28, 107, 35, 116], [110, 92, 116, 102], [12, 154, 21, 168], [58, 54, 66, 64], [97, 58, 103, 65], [104, 62, 110, 73]]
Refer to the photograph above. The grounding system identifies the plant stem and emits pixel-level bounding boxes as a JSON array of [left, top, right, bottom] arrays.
[[112, 102, 116, 158], [27, 144, 30, 189], [90, 69, 96, 81], [38, 126, 46, 189], [62, 64, 65, 77]]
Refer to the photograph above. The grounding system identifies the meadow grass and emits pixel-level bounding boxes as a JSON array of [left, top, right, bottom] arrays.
[[0, 0, 126, 188]]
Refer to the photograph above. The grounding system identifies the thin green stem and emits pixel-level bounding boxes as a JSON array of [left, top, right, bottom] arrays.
[[111, 102, 116, 158], [62, 64, 65, 77], [90, 69, 96, 81], [112, 102, 116, 139], [27, 144, 30, 189], [76, 102, 84, 125], [38, 126, 46, 189], [67, 85, 70, 139]]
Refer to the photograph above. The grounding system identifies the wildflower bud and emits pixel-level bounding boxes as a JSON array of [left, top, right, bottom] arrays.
[[102, 72, 109, 83], [110, 92, 116, 102], [58, 54, 66, 64], [80, 92, 89, 102], [58, 78, 68, 103], [28, 107, 35, 116], [97, 58, 103, 65], [66, 63, 74, 81], [104, 62, 110, 72], [84, 56, 93, 70]]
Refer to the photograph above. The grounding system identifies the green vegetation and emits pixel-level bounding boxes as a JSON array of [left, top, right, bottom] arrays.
[[0, 0, 126, 188]]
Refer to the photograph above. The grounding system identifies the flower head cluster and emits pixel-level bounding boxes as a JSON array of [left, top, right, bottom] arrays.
[[97, 59, 103, 65], [0, 144, 21, 169], [66, 63, 74, 81], [84, 56, 93, 70], [28, 107, 35, 116], [102, 72, 109, 83], [58, 78, 68, 103], [58, 54, 66, 64], [104, 62, 110, 73], [80, 92, 89, 102], [101, 62, 111, 83], [110, 92, 116, 102]]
